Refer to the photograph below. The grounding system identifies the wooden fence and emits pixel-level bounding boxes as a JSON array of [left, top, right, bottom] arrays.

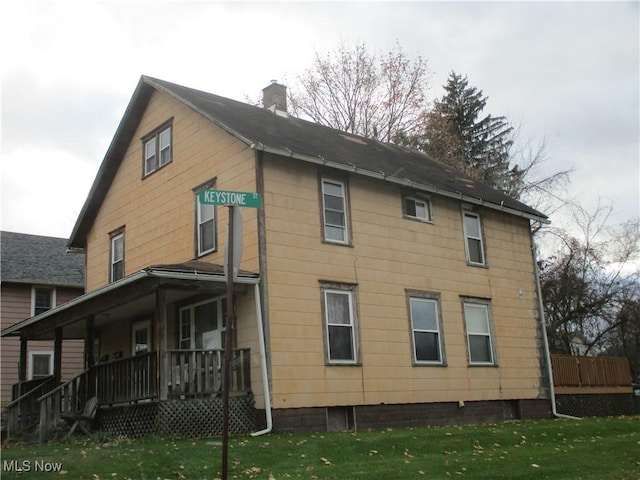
[[551, 354, 632, 394]]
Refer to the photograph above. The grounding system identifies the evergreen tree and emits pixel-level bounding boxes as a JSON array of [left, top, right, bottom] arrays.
[[422, 72, 523, 196]]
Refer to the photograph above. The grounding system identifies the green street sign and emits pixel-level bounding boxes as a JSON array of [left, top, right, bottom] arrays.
[[199, 189, 261, 208]]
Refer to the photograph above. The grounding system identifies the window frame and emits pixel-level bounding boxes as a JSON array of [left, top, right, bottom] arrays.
[[193, 178, 218, 257], [403, 195, 433, 223], [109, 228, 125, 283], [462, 210, 487, 266], [461, 298, 497, 366], [31, 286, 56, 316], [142, 119, 173, 177], [29, 350, 54, 379], [406, 290, 446, 366], [320, 176, 352, 246], [320, 283, 359, 365]]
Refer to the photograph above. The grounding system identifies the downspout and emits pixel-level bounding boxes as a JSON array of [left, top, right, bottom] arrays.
[[531, 226, 582, 420], [251, 283, 273, 436]]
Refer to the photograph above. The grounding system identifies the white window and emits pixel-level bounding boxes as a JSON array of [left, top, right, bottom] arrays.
[[179, 298, 226, 350], [463, 211, 486, 265], [110, 231, 124, 282], [143, 124, 172, 176], [463, 301, 495, 365], [32, 287, 56, 316], [322, 287, 358, 363], [409, 295, 444, 364], [404, 196, 432, 222], [29, 351, 53, 379], [321, 178, 349, 244], [197, 195, 216, 256]]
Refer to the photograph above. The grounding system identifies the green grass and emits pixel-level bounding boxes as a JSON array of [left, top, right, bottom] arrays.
[[1, 417, 639, 479]]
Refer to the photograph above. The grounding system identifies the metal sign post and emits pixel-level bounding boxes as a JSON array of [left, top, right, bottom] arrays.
[[199, 190, 261, 480], [221, 205, 235, 480]]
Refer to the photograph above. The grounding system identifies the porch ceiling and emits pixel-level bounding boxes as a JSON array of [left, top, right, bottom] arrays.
[[1, 263, 259, 341]]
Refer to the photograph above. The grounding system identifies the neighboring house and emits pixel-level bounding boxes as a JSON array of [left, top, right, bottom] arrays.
[[0, 232, 85, 404], [1, 76, 552, 439]]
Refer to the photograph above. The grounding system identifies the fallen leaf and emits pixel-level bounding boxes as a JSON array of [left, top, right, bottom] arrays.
[[320, 457, 333, 466], [531, 464, 540, 468]]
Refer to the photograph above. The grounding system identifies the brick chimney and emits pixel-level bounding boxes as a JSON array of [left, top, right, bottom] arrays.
[[262, 80, 287, 113]]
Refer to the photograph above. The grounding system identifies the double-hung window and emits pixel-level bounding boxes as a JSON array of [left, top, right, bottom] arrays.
[[462, 300, 496, 365], [321, 178, 350, 244], [322, 285, 358, 364], [197, 194, 216, 256], [179, 298, 226, 350], [110, 230, 125, 282], [143, 121, 172, 176], [32, 287, 56, 316], [463, 211, 486, 265], [408, 293, 445, 364]]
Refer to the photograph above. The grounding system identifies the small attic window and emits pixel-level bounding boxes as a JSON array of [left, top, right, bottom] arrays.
[[142, 119, 173, 177], [402, 195, 432, 223]]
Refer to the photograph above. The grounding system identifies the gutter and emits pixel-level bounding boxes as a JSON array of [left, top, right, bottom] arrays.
[[1, 267, 260, 338], [530, 227, 582, 420], [251, 143, 550, 225]]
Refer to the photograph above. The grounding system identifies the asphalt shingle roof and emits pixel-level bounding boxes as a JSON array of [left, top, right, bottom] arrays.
[[69, 76, 547, 248], [1, 231, 85, 286]]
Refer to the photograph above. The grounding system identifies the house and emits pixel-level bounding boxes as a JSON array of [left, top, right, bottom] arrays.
[[1, 232, 85, 404], [1, 76, 552, 439]]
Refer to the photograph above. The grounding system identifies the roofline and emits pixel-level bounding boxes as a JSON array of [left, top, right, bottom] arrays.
[[0, 267, 260, 338], [1, 279, 84, 289], [251, 143, 550, 224]]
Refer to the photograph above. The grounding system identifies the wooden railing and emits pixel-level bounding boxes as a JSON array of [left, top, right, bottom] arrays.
[[95, 351, 157, 404], [6, 348, 251, 440], [551, 354, 632, 393], [4, 376, 57, 437], [168, 349, 251, 398], [37, 371, 90, 442]]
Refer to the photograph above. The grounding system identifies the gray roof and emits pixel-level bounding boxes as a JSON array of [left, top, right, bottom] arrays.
[[69, 76, 547, 248], [1, 231, 85, 287]]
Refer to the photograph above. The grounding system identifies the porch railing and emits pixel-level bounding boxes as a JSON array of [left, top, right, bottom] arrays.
[[94, 351, 157, 405], [4, 376, 57, 437], [168, 349, 251, 398]]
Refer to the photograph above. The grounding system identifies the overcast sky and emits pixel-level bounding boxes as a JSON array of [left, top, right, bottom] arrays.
[[1, 1, 638, 241]]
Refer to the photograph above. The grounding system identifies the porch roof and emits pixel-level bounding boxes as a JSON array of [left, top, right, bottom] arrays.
[[0, 262, 259, 341]]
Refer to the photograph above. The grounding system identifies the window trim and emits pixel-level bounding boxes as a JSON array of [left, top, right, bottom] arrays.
[[28, 350, 53, 379], [31, 286, 57, 317], [320, 282, 359, 365], [402, 195, 433, 223], [193, 178, 218, 257], [142, 119, 173, 177], [109, 228, 125, 283], [462, 210, 487, 266], [319, 175, 352, 246], [461, 297, 497, 366], [406, 290, 446, 366]]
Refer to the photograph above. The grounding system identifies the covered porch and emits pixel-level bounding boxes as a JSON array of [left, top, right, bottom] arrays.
[[2, 262, 265, 441]]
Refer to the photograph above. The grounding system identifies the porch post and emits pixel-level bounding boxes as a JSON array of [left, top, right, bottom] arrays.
[[53, 327, 63, 384], [155, 288, 168, 400], [19, 337, 28, 382], [85, 315, 96, 397]]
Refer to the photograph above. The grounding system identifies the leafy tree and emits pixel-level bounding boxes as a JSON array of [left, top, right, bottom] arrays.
[[538, 203, 640, 374], [288, 42, 431, 144]]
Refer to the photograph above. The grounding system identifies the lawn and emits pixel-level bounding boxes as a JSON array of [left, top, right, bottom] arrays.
[[1, 416, 638, 480]]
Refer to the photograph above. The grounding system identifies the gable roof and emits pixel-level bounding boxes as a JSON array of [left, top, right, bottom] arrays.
[[69, 76, 547, 248], [1, 231, 85, 287]]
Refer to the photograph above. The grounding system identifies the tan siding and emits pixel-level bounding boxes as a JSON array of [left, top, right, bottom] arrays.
[[85, 91, 258, 292], [263, 156, 543, 409]]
